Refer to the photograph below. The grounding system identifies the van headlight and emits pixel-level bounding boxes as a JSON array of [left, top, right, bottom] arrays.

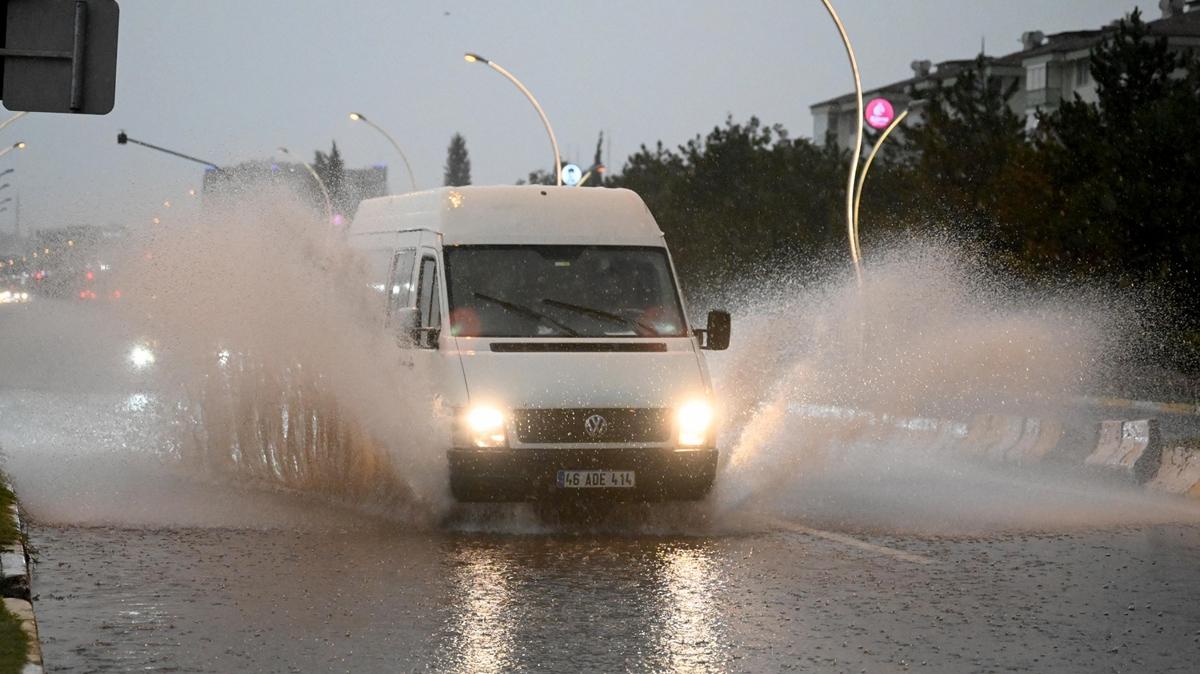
[[677, 399, 714, 448], [461, 404, 508, 448]]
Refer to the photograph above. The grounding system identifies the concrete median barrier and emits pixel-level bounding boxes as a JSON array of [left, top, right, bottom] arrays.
[[956, 415, 1062, 464], [1147, 446, 1200, 498], [1005, 417, 1064, 464], [1084, 419, 1163, 484], [958, 414, 1022, 460]]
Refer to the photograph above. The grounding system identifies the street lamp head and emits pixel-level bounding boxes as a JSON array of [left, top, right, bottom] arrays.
[[0, 169, 12, 177], [277, 146, 290, 155], [14, 142, 26, 150], [464, 52, 488, 64], [349, 112, 365, 122]]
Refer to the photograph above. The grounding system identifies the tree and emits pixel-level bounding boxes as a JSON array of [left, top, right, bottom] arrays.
[[609, 117, 844, 287], [1035, 8, 1200, 360], [900, 55, 1028, 244], [444, 133, 471, 186], [313, 141, 348, 217], [1037, 8, 1200, 282]]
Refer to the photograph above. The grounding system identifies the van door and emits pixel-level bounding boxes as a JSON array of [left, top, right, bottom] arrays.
[[410, 246, 465, 411]]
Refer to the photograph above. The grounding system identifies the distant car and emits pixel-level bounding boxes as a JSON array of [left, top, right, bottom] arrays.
[[0, 287, 30, 304], [348, 185, 731, 503]]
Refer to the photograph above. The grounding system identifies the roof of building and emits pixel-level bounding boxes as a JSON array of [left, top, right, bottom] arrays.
[[810, 9, 1200, 112], [350, 185, 665, 247], [810, 56, 1018, 109]]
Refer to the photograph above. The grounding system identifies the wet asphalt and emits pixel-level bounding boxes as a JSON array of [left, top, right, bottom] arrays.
[[24, 518, 1200, 673], [4, 301, 1200, 672]]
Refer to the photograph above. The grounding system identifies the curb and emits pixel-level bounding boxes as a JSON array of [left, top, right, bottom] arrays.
[[1, 478, 42, 674]]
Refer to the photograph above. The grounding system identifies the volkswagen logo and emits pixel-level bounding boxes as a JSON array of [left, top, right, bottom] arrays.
[[583, 414, 608, 439]]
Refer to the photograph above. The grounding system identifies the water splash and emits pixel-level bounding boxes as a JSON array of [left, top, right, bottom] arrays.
[[709, 236, 1200, 532], [113, 190, 450, 523]]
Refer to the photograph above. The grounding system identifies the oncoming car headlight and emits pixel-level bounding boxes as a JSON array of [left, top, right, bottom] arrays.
[[460, 404, 508, 448], [677, 399, 714, 448]]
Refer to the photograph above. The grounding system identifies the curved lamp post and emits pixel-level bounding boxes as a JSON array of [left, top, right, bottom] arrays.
[[818, 0, 865, 286], [278, 146, 334, 224], [852, 108, 909, 251], [577, 162, 606, 187], [464, 52, 563, 186], [348, 112, 418, 192], [0, 142, 27, 160]]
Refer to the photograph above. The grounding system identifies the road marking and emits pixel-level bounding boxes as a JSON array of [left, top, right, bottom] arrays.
[[764, 517, 935, 565]]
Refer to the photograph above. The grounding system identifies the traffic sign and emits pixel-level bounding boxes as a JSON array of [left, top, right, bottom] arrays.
[[1, 0, 120, 115], [562, 163, 582, 186], [865, 98, 895, 130]]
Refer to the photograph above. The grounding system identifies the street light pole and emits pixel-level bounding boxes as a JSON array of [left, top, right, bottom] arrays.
[[0, 142, 27, 160], [852, 109, 909, 250], [278, 146, 334, 224], [116, 131, 221, 171], [348, 112, 418, 192], [577, 162, 606, 187], [464, 52, 563, 186], [819, 0, 865, 286]]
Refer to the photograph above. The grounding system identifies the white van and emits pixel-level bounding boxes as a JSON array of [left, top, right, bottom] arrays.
[[348, 185, 730, 502]]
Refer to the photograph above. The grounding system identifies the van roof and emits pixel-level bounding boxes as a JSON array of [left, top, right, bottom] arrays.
[[349, 185, 665, 246]]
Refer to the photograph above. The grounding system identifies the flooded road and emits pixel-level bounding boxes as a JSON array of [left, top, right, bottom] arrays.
[[5, 302, 1200, 672], [26, 518, 1200, 672]]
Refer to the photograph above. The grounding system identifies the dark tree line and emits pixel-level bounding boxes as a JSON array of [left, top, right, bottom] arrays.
[[567, 10, 1200, 366]]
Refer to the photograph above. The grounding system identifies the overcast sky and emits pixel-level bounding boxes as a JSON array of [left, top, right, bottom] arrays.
[[2, 0, 1148, 232]]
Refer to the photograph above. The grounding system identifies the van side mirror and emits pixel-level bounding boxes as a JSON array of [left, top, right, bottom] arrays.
[[391, 307, 438, 349], [391, 307, 419, 345], [697, 310, 731, 351], [416, 327, 441, 350]]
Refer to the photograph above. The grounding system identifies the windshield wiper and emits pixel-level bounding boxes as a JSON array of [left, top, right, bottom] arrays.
[[473, 292, 579, 336], [541, 298, 656, 336]]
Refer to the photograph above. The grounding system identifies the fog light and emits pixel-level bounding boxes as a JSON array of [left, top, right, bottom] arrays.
[[677, 399, 714, 447], [464, 404, 507, 448]]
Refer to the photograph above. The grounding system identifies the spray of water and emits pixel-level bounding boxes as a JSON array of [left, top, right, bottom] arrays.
[[81, 198, 1197, 535], [709, 235, 1200, 533], [113, 190, 450, 523]]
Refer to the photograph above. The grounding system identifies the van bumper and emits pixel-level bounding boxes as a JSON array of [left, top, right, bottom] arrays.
[[447, 447, 718, 503]]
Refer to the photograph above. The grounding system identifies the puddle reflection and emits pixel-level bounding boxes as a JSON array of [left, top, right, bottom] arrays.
[[436, 537, 729, 672], [442, 546, 518, 673]]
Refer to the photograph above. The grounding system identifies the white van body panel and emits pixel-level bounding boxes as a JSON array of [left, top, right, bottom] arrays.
[[456, 338, 708, 410], [351, 185, 666, 247]]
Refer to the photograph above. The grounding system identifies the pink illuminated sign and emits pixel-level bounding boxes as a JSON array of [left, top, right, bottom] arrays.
[[865, 98, 896, 130]]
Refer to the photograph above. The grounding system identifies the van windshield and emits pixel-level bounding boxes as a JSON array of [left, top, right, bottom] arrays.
[[443, 245, 687, 338]]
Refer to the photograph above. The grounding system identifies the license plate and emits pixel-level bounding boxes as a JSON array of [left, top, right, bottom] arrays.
[[556, 470, 636, 489]]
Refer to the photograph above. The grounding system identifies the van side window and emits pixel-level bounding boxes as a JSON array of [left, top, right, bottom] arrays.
[[387, 249, 417, 318], [416, 256, 441, 329]]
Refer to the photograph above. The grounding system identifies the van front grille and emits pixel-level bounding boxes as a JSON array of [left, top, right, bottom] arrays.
[[513, 408, 672, 444]]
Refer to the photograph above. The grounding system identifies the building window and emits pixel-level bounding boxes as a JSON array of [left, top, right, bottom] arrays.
[[1027, 63, 1047, 91], [1075, 59, 1092, 86]]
